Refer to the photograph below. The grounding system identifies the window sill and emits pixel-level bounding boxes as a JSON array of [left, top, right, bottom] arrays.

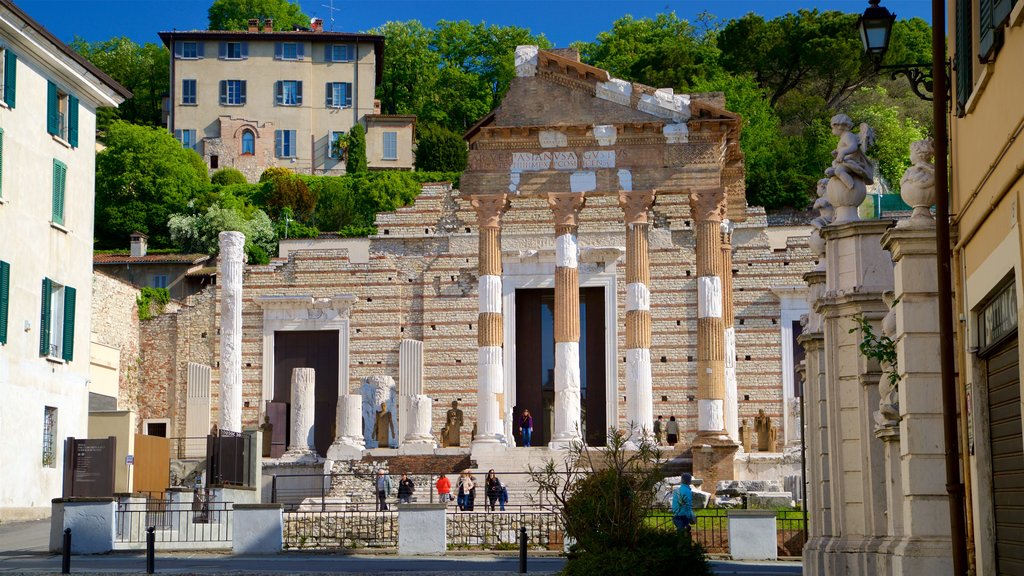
[[276, 103, 301, 107], [1013, 0, 1024, 26], [327, 105, 352, 110], [964, 62, 994, 116], [181, 102, 198, 107], [50, 221, 69, 234], [45, 355, 66, 365], [0, 99, 9, 111], [52, 134, 71, 149], [0, 196, 7, 205], [219, 57, 248, 61], [382, 158, 398, 162], [220, 103, 245, 107]]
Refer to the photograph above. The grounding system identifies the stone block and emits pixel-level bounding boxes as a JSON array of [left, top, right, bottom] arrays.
[[747, 491, 794, 509], [233, 504, 283, 554], [51, 499, 116, 554], [728, 510, 777, 560], [398, 504, 446, 555]]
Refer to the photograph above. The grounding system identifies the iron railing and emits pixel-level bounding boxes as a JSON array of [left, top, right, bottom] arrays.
[[115, 501, 232, 544]]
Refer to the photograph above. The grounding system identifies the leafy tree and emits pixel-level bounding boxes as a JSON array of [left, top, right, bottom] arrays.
[[211, 167, 248, 186], [372, 21, 440, 116], [168, 203, 276, 264], [259, 166, 293, 183], [266, 171, 316, 221], [208, 0, 309, 31], [414, 123, 468, 172], [70, 37, 169, 129], [848, 87, 926, 190], [346, 124, 367, 174], [95, 121, 210, 248]]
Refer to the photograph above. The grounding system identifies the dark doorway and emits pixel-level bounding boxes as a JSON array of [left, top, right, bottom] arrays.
[[273, 330, 339, 456], [515, 287, 607, 446]]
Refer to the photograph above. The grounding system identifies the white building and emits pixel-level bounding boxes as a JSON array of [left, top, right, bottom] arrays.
[[0, 0, 129, 521]]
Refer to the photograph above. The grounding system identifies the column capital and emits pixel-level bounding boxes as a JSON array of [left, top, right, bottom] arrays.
[[689, 188, 727, 223], [471, 194, 510, 229], [618, 190, 656, 225], [547, 192, 586, 227], [720, 219, 735, 245]]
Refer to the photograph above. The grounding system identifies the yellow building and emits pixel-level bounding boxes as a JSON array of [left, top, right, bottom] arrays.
[[160, 19, 414, 181], [949, 0, 1024, 574]]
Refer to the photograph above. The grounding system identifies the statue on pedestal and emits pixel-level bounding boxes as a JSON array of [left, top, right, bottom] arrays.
[[441, 400, 464, 447], [739, 418, 753, 453], [824, 114, 876, 223], [373, 403, 396, 448], [755, 409, 773, 452]]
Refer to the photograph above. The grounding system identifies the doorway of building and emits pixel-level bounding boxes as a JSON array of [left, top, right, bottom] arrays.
[[271, 330, 339, 456], [514, 287, 607, 447]]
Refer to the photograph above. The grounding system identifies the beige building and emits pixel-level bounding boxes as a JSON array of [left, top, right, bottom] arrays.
[[949, 0, 1024, 574], [160, 19, 414, 182], [0, 0, 128, 520]]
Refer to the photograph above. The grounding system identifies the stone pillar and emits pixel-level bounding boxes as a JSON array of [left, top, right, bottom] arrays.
[[548, 192, 585, 448], [471, 194, 509, 446], [721, 220, 739, 441], [327, 394, 365, 459], [286, 368, 316, 455], [400, 394, 437, 454], [690, 189, 728, 439], [619, 190, 656, 441], [218, 231, 245, 433], [818, 219, 893, 576], [398, 339, 424, 445], [882, 223, 953, 575]]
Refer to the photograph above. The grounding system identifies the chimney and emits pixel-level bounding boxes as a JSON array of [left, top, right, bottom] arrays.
[[247, 18, 259, 32], [263, 18, 273, 33], [311, 18, 323, 32], [130, 232, 149, 258], [373, 99, 382, 114]]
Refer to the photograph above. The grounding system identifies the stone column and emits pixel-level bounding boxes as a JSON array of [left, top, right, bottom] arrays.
[[721, 220, 739, 441], [471, 194, 509, 446], [327, 394, 365, 460], [874, 301, 904, 573], [548, 192, 585, 448], [882, 223, 953, 576], [218, 231, 245, 433], [690, 189, 728, 439], [619, 190, 656, 441], [286, 368, 316, 455]]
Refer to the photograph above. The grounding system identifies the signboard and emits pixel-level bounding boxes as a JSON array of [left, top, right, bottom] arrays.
[[63, 436, 117, 498], [125, 454, 134, 465]]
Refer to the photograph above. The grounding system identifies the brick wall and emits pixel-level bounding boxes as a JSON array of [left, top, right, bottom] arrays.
[[91, 272, 142, 413]]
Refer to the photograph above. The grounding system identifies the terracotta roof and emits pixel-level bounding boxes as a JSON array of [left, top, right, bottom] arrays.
[[185, 266, 218, 277], [93, 253, 211, 265]]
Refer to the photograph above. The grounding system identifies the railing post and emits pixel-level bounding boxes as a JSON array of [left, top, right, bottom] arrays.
[[61, 528, 71, 574], [271, 475, 277, 504], [519, 526, 527, 573], [145, 526, 155, 574]]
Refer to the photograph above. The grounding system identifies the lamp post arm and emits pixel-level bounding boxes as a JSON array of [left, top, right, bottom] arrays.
[[874, 61, 952, 105]]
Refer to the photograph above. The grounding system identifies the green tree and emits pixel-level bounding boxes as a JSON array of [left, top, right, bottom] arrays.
[[848, 87, 926, 189], [211, 167, 248, 186], [372, 21, 440, 116], [414, 123, 468, 172], [266, 171, 316, 221], [168, 203, 276, 264], [95, 121, 210, 248], [346, 124, 367, 174], [208, 0, 309, 31], [70, 37, 169, 129]]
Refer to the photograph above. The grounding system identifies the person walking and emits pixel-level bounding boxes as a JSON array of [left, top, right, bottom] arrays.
[[499, 481, 509, 511], [518, 409, 534, 447], [485, 470, 502, 512], [457, 472, 476, 511], [672, 473, 697, 541], [374, 469, 393, 511], [666, 415, 679, 446], [397, 473, 415, 504], [654, 415, 664, 445], [436, 474, 452, 504]]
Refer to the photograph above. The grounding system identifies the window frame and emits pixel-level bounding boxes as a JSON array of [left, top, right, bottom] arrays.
[[241, 129, 255, 156], [42, 406, 57, 468], [175, 129, 197, 151], [326, 82, 352, 108], [328, 130, 345, 158], [182, 79, 197, 105], [180, 41, 199, 59], [275, 129, 297, 158], [276, 80, 302, 106], [220, 79, 246, 106], [0, 46, 15, 108], [327, 44, 353, 62], [40, 278, 75, 361], [221, 41, 247, 60], [383, 131, 398, 161], [152, 275, 169, 289], [51, 159, 67, 226]]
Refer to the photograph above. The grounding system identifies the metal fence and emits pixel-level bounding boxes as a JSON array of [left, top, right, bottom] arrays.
[[644, 507, 807, 557], [283, 510, 398, 550], [115, 500, 232, 545]]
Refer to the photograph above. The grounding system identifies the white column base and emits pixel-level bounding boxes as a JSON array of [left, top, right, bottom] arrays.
[[698, 399, 725, 432], [625, 348, 654, 441], [724, 327, 739, 441], [551, 342, 582, 447], [475, 346, 505, 444]]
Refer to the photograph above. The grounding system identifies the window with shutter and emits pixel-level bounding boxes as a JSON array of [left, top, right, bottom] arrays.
[[39, 279, 71, 359], [2, 48, 15, 108], [0, 260, 9, 345], [275, 130, 296, 158], [67, 95, 78, 148], [39, 278, 51, 356], [52, 159, 66, 225], [61, 285, 75, 361], [383, 132, 398, 160], [980, 0, 998, 59], [222, 80, 245, 105], [0, 127, 4, 199], [182, 79, 197, 105], [956, 0, 974, 114]]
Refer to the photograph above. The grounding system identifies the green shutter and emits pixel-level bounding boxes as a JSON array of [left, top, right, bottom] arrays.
[[0, 260, 9, 345], [3, 49, 15, 108], [46, 82, 58, 136], [52, 160, 66, 225], [0, 127, 4, 199], [67, 95, 78, 148], [994, 0, 1017, 25], [39, 278, 51, 356], [980, 0, 996, 60], [61, 285, 75, 361], [956, 0, 973, 114]]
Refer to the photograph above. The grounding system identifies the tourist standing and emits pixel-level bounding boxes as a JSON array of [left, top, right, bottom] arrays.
[[436, 474, 452, 504], [666, 415, 679, 446], [519, 409, 534, 447], [654, 415, 664, 445], [672, 473, 696, 541], [485, 470, 502, 511], [397, 473, 415, 504], [374, 469, 393, 511], [457, 472, 476, 511]]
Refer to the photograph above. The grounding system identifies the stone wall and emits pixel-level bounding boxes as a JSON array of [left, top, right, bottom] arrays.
[[92, 272, 142, 413]]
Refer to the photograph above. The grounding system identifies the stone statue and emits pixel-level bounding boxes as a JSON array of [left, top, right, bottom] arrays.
[[898, 138, 936, 228], [441, 400, 464, 447], [360, 375, 397, 448], [372, 403, 396, 448], [825, 114, 876, 223], [755, 409, 773, 452], [739, 419, 753, 453], [260, 414, 273, 458], [874, 294, 902, 433]]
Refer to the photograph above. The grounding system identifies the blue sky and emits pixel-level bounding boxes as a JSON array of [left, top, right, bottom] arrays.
[[15, 0, 933, 47]]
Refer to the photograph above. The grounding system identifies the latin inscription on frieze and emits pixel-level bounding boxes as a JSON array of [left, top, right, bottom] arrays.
[[582, 150, 615, 169], [511, 152, 552, 172]]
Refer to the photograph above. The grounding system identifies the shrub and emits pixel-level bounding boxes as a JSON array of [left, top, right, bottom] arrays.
[[561, 529, 711, 576], [415, 123, 468, 172], [259, 166, 293, 183], [346, 124, 367, 174], [211, 167, 248, 186], [137, 287, 170, 320]]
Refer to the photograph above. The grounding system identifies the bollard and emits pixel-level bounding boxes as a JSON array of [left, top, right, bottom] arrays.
[[61, 528, 71, 574], [145, 526, 155, 574], [519, 526, 527, 573]]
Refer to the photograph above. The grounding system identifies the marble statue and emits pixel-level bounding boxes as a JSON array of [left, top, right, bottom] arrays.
[[874, 294, 902, 432], [441, 400, 464, 447], [360, 375, 397, 448], [825, 114, 876, 223], [898, 138, 936, 228], [755, 409, 773, 452]]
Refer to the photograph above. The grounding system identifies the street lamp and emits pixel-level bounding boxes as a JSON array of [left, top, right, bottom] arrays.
[[858, 0, 896, 65]]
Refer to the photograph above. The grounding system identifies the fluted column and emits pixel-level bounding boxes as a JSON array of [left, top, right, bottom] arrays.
[[721, 220, 739, 441], [619, 190, 656, 441], [218, 231, 245, 433], [690, 189, 728, 439], [471, 194, 509, 445], [548, 192, 585, 448]]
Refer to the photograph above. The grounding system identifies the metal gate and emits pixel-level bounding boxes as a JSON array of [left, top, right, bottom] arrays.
[[985, 338, 1024, 575]]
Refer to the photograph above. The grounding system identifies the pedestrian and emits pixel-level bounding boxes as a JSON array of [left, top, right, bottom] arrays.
[[485, 470, 502, 512], [436, 474, 452, 504], [374, 469, 393, 511], [499, 482, 509, 511], [397, 473, 415, 504], [654, 415, 664, 445], [519, 409, 534, 447], [672, 473, 697, 541], [457, 472, 476, 511], [666, 415, 679, 446]]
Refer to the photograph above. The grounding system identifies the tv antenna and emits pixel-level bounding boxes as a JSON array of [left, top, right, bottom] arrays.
[[320, 0, 340, 31]]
